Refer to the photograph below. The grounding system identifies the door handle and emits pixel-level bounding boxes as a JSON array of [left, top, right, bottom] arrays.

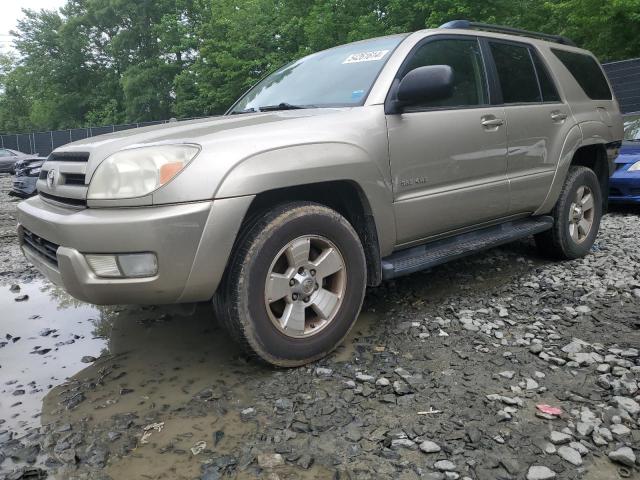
[[481, 117, 504, 127], [550, 111, 568, 122]]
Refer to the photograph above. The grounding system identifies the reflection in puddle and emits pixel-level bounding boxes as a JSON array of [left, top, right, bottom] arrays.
[[0, 281, 108, 436]]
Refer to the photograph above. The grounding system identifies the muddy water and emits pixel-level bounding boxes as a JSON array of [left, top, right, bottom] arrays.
[[1, 277, 363, 478], [1, 281, 107, 436]]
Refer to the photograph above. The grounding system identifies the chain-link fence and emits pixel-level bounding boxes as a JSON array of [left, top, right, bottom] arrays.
[[0, 119, 193, 157]]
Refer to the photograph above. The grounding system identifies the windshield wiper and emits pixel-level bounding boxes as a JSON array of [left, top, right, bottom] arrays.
[[257, 102, 309, 111], [229, 107, 259, 115]]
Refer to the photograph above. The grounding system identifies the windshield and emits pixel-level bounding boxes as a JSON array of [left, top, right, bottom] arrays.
[[624, 115, 640, 141], [229, 35, 407, 114]]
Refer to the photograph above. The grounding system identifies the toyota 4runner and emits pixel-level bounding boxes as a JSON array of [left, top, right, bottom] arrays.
[[17, 21, 623, 366]]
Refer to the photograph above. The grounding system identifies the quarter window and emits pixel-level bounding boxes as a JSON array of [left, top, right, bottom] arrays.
[[400, 38, 489, 109], [551, 49, 612, 100], [490, 42, 540, 104]]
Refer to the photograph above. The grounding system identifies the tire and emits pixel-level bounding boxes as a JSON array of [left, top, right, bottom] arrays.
[[535, 166, 602, 260], [213, 201, 367, 367]]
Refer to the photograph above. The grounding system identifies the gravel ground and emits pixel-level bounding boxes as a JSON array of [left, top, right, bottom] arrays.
[[0, 173, 639, 480]]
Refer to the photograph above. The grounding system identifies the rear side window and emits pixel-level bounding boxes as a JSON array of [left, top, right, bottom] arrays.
[[490, 42, 541, 103], [531, 51, 561, 102], [551, 49, 612, 100]]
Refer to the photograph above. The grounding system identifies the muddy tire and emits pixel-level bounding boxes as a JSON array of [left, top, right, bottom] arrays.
[[213, 202, 366, 367], [535, 166, 602, 260]]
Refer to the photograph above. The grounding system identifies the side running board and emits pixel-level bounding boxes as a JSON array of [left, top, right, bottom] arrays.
[[381, 216, 553, 280]]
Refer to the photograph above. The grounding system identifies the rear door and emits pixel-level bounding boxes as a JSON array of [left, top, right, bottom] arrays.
[[484, 39, 572, 214]]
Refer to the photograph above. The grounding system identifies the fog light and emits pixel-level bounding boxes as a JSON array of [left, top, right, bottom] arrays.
[[85, 253, 158, 278], [86, 255, 121, 277], [118, 253, 158, 277]]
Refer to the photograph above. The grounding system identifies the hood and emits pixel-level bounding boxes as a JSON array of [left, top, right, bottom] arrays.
[[55, 109, 346, 169]]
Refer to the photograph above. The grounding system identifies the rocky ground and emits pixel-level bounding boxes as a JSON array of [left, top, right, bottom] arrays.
[[0, 173, 639, 480]]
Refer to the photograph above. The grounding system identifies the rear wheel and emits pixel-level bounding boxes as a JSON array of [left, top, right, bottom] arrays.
[[213, 202, 366, 366], [535, 166, 602, 259]]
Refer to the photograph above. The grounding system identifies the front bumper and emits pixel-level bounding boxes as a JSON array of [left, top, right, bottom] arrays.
[[17, 195, 253, 304], [609, 171, 640, 204], [11, 176, 38, 198]]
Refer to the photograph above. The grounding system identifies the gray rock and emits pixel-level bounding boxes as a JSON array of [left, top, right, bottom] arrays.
[[608, 446, 636, 467], [434, 460, 456, 471], [391, 438, 417, 450], [355, 372, 375, 383], [549, 431, 572, 445], [612, 396, 640, 416], [257, 453, 284, 468], [375, 377, 390, 387], [315, 367, 333, 377], [557, 445, 582, 466], [240, 407, 256, 421], [526, 465, 556, 480], [419, 440, 441, 453], [610, 424, 630, 436]]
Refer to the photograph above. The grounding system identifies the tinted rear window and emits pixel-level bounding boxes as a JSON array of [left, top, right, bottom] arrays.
[[531, 51, 561, 102], [490, 42, 541, 104], [552, 49, 612, 100]]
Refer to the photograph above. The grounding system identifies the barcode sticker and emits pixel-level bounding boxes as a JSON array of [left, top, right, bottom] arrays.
[[343, 50, 389, 64]]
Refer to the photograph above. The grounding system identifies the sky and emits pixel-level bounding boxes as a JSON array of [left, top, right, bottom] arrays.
[[0, 0, 67, 52]]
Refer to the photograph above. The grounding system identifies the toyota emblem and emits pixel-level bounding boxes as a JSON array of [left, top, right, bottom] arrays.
[[46, 169, 56, 188]]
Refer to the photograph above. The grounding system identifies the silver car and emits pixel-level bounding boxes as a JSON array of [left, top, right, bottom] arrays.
[[17, 21, 623, 365], [0, 149, 39, 174]]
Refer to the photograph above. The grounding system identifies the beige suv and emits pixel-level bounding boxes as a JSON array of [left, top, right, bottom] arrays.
[[17, 21, 623, 366]]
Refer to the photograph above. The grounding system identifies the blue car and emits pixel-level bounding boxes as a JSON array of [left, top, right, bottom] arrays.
[[610, 114, 640, 204]]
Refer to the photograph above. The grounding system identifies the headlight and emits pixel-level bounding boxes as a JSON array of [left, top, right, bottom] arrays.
[[87, 144, 200, 200], [29, 167, 42, 175], [629, 161, 640, 172]]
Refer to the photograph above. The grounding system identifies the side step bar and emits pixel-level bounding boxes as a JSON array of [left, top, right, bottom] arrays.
[[381, 216, 553, 280]]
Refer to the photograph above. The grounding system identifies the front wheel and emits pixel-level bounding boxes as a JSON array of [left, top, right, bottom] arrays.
[[535, 166, 603, 259], [213, 202, 367, 366]]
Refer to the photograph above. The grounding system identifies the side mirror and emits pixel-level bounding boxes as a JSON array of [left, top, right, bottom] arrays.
[[387, 65, 454, 114]]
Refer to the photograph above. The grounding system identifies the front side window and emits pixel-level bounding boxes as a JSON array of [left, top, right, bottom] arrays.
[[490, 42, 541, 104], [399, 38, 489, 109], [229, 35, 406, 113], [552, 49, 612, 100]]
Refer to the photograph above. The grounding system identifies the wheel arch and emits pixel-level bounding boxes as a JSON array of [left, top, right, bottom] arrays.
[[535, 124, 612, 215], [214, 143, 397, 286]]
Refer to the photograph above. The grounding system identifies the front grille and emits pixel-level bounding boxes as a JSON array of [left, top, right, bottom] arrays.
[[63, 173, 86, 185], [22, 228, 59, 266], [39, 170, 86, 186], [39, 191, 87, 207], [49, 152, 90, 162]]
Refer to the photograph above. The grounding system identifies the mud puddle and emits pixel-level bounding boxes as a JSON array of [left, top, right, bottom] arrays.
[[1, 281, 107, 436]]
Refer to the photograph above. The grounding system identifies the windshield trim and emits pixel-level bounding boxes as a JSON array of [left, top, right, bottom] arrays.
[[225, 34, 410, 115]]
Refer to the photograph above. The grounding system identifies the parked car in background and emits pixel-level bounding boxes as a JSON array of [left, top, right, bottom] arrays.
[[0, 148, 39, 174], [609, 114, 640, 205], [10, 157, 46, 198]]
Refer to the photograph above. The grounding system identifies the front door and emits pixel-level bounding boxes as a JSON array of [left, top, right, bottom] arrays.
[[387, 36, 509, 245]]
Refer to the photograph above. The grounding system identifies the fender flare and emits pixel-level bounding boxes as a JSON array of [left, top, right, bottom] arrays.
[[534, 121, 609, 215], [214, 142, 397, 256]]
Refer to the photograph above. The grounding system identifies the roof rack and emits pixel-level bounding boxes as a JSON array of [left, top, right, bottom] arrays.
[[440, 20, 576, 47]]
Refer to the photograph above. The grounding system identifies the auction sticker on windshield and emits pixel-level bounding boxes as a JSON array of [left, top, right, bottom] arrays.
[[343, 50, 389, 64]]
